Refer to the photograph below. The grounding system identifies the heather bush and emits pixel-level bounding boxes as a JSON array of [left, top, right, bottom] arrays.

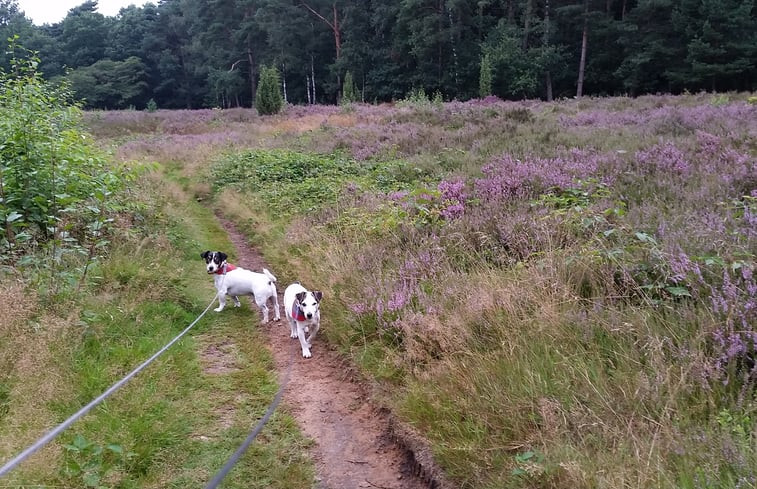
[[271, 96, 756, 488]]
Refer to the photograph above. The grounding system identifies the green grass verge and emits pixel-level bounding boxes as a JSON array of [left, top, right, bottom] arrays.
[[0, 179, 314, 488]]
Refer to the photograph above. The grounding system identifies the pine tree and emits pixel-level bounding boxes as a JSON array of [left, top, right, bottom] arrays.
[[255, 65, 283, 115]]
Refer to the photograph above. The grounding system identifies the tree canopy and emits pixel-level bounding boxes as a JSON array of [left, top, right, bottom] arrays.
[[3, 0, 755, 109]]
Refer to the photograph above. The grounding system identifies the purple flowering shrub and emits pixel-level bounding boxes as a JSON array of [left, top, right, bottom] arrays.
[[305, 96, 756, 486]]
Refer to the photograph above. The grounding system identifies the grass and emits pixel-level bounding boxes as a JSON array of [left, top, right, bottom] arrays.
[[0, 169, 314, 487]]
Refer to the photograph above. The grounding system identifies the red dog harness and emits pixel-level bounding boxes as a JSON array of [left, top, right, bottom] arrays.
[[214, 263, 236, 275]]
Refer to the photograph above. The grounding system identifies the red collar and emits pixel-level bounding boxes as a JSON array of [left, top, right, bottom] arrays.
[[292, 302, 307, 321], [214, 263, 236, 275]]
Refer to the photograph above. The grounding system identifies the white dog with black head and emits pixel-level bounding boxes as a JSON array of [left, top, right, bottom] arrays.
[[201, 250, 280, 324], [284, 282, 323, 358]]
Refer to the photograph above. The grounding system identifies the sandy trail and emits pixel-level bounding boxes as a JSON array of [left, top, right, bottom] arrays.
[[218, 218, 435, 489]]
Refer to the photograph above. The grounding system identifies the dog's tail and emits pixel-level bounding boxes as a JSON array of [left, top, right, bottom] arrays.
[[262, 268, 277, 283]]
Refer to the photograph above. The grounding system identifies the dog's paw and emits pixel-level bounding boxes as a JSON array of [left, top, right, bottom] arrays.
[[213, 307, 223, 312], [234, 303, 241, 308], [302, 348, 312, 358], [290, 332, 298, 339]]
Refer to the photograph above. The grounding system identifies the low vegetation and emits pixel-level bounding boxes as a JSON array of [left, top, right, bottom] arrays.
[[173, 93, 755, 488]]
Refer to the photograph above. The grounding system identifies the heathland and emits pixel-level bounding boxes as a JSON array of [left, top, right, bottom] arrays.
[[2, 88, 756, 488]]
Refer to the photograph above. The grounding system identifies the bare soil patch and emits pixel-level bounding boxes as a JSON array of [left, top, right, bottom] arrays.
[[198, 339, 241, 375], [219, 218, 446, 489]]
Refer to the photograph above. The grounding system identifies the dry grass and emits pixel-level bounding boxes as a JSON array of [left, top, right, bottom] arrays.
[[274, 112, 361, 133], [0, 291, 78, 479]]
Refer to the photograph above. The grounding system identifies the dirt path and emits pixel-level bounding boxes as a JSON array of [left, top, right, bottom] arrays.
[[218, 219, 442, 489]]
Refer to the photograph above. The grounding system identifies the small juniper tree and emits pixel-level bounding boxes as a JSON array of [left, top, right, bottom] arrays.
[[255, 65, 283, 115], [479, 53, 493, 98], [341, 71, 358, 104]]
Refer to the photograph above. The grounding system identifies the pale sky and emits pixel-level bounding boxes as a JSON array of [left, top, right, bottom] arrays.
[[16, 0, 152, 25]]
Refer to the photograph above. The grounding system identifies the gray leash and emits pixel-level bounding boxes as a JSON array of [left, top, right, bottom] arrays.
[[205, 342, 296, 489]]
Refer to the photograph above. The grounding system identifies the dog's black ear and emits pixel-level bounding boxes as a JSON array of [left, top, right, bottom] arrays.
[[295, 291, 307, 303], [218, 252, 228, 263], [313, 291, 323, 302], [200, 250, 210, 259]]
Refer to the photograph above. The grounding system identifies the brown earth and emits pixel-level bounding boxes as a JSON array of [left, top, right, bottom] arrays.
[[213, 217, 451, 489]]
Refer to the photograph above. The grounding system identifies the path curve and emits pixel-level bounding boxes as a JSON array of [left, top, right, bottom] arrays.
[[219, 218, 444, 489]]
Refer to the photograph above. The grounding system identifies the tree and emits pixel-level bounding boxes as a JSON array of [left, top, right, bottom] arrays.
[[670, 0, 757, 91], [255, 65, 283, 115], [59, 1, 110, 68], [576, 0, 589, 97], [615, 0, 686, 95], [0, 0, 35, 71], [341, 70, 357, 102], [67, 56, 149, 109]]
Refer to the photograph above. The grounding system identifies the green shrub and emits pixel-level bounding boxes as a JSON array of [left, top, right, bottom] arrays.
[[255, 65, 283, 115], [0, 42, 126, 266], [211, 149, 360, 214]]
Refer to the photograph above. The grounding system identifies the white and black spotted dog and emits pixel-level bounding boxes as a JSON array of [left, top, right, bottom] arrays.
[[201, 250, 280, 324], [283, 283, 323, 358]]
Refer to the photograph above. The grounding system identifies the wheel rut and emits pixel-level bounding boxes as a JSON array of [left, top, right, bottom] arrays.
[[219, 218, 435, 489]]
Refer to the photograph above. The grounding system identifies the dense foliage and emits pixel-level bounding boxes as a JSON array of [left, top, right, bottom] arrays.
[[0, 0, 754, 108], [0, 42, 125, 269]]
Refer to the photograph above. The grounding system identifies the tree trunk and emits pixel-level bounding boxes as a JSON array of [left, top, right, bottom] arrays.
[[522, 0, 533, 50], [301, 2, 341, 60], [438, 0, 443, 84], [306, 75, 312, 104], [333, 3, 341, 59], [282, 64, 288, 103], [247, 39, 256, 106], [544, 0, 553, 101], [576, 0, 589, 98], [311, 55, 316, 104], [448, 8, 458, 90]]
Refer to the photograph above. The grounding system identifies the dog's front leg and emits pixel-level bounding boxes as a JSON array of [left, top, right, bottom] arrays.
[[288, 318, 298, 338], [214, 289, 227, 312], [306, 322, 320, 347], [297, 322, 312, 358]]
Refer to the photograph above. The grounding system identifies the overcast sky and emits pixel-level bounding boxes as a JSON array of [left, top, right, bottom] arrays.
[[16, 0, 151, 25]]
